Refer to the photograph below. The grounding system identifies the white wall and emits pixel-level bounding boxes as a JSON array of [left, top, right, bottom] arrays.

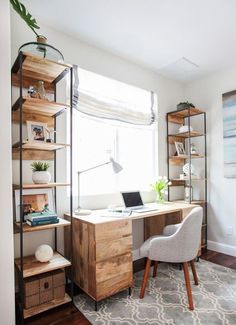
[[0, 1, 15, 324], [11, 10, 184, 257], [185, 68, 236, 256]]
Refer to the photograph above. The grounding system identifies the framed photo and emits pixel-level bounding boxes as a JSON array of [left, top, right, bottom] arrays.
[[27, 120, 47, 142], [14, 188, 55, 222], [175, 141, 186, 156]]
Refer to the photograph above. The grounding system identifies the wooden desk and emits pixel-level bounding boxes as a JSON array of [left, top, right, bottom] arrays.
[[64, 202, 197, 304]]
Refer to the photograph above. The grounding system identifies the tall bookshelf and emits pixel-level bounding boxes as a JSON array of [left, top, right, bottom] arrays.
[[166, 107, 207, 255], [11, 52, 74, 322]]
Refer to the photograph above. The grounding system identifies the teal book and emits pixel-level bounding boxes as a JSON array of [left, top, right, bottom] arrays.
[[26, 218, 59, 227]]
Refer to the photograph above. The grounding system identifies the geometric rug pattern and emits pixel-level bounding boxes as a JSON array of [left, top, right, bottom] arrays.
[[75, 260, 236, 324]]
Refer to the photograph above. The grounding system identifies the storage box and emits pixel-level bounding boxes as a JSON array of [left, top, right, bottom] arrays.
[[24, 269, 65, 309]]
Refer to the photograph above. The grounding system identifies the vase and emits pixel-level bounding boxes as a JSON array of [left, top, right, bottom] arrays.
[[156, 192, 165, 204], [38, 81, 47, 100], [32, 171, 51, 184]]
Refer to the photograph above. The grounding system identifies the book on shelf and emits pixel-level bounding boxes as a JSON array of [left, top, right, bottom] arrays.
[[27, 215, 58, 222], [26, 218, 59, 227]]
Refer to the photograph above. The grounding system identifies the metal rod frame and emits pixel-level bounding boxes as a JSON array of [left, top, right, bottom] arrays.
[[166, 109, 207, 252], [15, 52, 74, 323]]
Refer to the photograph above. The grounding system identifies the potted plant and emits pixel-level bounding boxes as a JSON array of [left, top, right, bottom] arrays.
[[177, 101, 195, 111], [10, 0, 46, 43], [151, 177, 171, 203], [31, 161, 51, 184]]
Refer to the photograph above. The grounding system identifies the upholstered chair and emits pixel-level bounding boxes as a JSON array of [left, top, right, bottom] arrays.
[[139, 206, 203, 310]]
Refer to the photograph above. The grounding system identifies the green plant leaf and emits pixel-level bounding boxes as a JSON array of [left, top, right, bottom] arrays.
[[10, 0, 40, 37]]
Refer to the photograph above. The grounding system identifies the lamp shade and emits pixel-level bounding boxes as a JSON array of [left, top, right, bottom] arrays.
[[110, 157, 123, 174]]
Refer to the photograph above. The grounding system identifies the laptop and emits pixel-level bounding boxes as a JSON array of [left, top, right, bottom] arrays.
[[121, 191, 158, 213]]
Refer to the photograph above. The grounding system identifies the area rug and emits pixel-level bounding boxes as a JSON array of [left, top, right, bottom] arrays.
[[75, 260, 236, 324]]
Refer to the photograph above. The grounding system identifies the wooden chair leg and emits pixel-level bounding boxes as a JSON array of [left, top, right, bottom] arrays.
[[140, 258, 151, 299], [183, 262, 194, 310], [190, 260, 198, 285], [153, 261, 158, 278]]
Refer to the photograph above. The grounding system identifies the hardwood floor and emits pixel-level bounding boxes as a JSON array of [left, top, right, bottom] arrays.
[[24, 250, 236, 325]]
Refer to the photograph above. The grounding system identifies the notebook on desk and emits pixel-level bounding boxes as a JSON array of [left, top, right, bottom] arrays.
[[121, 191, 158, 213]]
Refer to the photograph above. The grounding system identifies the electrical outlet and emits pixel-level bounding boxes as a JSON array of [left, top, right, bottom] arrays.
[[226, 227, 234, 236]]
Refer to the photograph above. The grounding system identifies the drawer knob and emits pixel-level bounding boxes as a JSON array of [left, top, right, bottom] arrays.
[[44, 282, 49, 289]]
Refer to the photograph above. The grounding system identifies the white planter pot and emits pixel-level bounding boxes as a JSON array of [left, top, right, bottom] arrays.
[[32, 171, 51, 184]]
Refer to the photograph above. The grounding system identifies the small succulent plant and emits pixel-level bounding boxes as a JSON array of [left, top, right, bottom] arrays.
[[31, 161, 50, 172], [177, 101, 195, 108]]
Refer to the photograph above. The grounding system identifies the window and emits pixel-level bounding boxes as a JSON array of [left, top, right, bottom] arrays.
[[72, 68, 158, 196]]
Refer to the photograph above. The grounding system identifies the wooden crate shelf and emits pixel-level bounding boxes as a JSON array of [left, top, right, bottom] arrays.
[[169, 155, 204, 165], [14, 218, 71, 234], [168, 131, 204, 139], [15, 252, 71, 278], [167, 107, 204, 124], [12, 52, 72, 84], [24, 293, 72, 319], [171, 199, 206, 205], [170, 178, 206, 182], [12, 97, 69, 117], [12, 141, 69, 151], [13, 183, 70, 189]]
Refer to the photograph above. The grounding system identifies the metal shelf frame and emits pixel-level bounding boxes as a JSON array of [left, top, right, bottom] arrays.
[[166, 107, 207, 253], [12, 51, 74, 324]]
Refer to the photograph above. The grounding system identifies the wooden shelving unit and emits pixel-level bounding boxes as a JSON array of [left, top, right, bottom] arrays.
[[167, 106, 207, 256], [24, 293, 72, 319], [15, 252, 71, 278], [12, 140, 69, 151], [13, 182, 70, 189], [14, 218, 71, 233], [12, 97, 69, 117], [12, 51, 74, 321]]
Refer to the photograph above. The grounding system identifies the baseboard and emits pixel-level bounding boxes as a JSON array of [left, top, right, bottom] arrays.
[[208, 240, 236, 257], [132, 249, 141, 261]]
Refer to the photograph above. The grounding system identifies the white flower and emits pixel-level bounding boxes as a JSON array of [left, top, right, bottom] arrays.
[[163, 176, 167, 181], [168, 181, 172, 185], [158, 176, 162, 180]]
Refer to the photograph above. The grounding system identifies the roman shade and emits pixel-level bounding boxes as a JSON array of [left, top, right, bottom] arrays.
[[72, 65, 157, 126]]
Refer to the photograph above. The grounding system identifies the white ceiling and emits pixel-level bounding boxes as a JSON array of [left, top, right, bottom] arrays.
[[23, 0, 236, 82]]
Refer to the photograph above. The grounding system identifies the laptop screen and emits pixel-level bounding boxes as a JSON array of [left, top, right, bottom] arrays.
[[121, 191, 143, 208]]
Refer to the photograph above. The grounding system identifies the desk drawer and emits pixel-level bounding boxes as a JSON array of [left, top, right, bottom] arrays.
[[96, 253, 132, 300], [96, 253, 132, 283], [96, 271, 132, 301], [96, 236, 132, 262], [95, 220, 132, 242]]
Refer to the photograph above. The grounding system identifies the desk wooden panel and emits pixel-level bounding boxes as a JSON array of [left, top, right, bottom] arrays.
[[65, 202, 198, 302]]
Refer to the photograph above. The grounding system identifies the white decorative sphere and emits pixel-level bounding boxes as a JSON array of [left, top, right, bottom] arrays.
[[35, 244, 53, 263]]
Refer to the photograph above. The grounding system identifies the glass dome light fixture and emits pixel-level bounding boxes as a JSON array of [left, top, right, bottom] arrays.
[[18, 41, 64, 63]]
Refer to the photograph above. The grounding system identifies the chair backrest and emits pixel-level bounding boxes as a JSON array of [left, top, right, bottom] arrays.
[[173, 206, 203, 261]]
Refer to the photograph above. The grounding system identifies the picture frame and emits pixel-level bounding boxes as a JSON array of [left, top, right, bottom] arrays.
[[14, 188, 55, 222], [175, 141, 186, 156], [27, 120, 47, 142]]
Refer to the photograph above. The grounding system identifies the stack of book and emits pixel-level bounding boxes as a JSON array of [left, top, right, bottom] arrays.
[[26, 211, 59, 227]]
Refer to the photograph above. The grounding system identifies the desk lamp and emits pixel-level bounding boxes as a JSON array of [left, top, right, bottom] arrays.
[[75, 157, 123, 215]]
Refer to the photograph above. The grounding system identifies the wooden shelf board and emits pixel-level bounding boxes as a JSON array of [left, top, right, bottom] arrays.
[[170, 178, 206, 181], [15, 252, 71, 278], [169, 131, 204, 138], [170, 155, 204, 160], [12, 141, 69, 151], [13, 182, 70, 189], [168, 107, 204, 119], [24, 293, 72, 319], [14, 218, 71, 234], [12, 52, 72, 84], [12, 97, 69, 117], [170, 199, 206, 205]]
